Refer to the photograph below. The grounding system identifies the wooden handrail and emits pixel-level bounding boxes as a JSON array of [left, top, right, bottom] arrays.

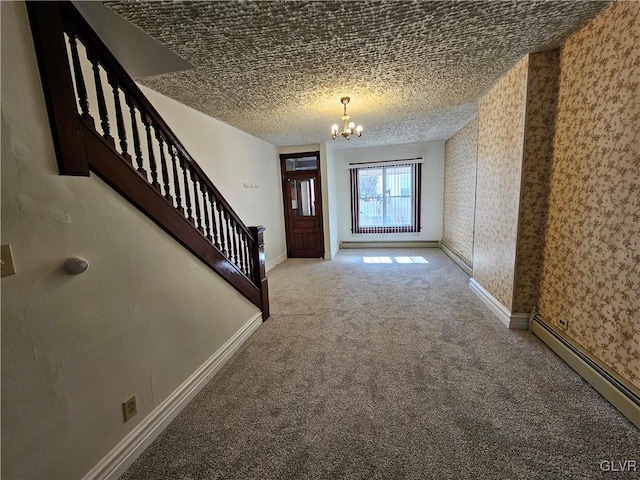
[[27, 1, 269, 319], [59, 3, 254, 240]]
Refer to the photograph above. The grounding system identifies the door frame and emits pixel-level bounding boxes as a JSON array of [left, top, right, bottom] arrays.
[[280, 151, 325, 258]]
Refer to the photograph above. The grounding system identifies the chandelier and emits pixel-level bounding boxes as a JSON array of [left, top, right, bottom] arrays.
[[331, 97, 363, 140]]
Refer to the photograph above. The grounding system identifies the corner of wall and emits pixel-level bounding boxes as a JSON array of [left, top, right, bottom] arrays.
[[469, 278, 529, 330], [473, 54, 529, 313]]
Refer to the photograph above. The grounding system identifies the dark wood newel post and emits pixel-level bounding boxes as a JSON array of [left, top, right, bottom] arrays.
[[27, 1, 90, 176], [249, 226, 269, 321]]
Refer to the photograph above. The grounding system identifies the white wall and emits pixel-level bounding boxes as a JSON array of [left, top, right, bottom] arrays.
[[323, 144, 340, 257], [335, 142, 445, 242], [0, 3, 262, 478], [139, 85, 286, 267]]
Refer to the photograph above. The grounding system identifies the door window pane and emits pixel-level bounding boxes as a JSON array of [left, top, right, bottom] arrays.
[[291, 178, 315, 216]]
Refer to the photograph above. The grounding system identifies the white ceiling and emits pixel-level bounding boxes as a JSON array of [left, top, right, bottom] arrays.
[[101, 0, 611, 150]]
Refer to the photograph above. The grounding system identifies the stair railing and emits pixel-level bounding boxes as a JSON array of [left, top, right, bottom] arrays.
[[27, 1, 269, 319]]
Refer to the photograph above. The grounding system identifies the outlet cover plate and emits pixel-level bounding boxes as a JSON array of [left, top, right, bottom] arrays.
[[123, 395, 137, 422]]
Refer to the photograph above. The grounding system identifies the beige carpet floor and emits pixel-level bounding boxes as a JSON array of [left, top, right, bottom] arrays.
[[120, 248, 638, 480]]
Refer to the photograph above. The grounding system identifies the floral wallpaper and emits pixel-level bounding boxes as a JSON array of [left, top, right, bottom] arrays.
[[512, 50, 560, 314], [473, 56, 529, 312], [443, 116, 478, 266], [537, 1, 640, 389]]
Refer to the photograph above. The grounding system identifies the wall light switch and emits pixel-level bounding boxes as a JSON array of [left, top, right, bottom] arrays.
[[1, 244, 16, 277]]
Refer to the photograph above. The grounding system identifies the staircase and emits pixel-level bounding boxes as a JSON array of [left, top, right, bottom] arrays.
[[27, 1, 269, 319]]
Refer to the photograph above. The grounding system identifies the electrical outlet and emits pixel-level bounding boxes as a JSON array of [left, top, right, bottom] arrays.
[[558, 318, 568, 330], [123, 395, 137, 422]]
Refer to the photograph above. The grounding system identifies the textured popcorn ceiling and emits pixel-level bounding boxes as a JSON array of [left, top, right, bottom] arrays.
[[102, 0, 610, 150]]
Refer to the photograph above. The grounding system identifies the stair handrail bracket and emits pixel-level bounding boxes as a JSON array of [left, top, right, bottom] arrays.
[[27, 1, 269, 319]]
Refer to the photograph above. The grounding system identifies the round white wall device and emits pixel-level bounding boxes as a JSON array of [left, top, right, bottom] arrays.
[[64, 257, 89, 275]]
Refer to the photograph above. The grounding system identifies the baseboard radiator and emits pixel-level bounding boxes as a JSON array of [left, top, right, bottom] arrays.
[[340, 240, 440, 249], [531, 314, 639, 428], [439, 241, 472, 275]]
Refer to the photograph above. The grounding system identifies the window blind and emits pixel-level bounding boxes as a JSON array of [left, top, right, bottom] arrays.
[[349, 159, 422, 234]]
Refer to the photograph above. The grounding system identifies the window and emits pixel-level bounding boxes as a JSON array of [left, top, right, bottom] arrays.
[[349, 159, 422, 234], [284, 155, 318, 171]]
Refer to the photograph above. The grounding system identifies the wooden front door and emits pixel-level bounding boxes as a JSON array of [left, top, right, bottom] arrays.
[[281, 152, 325, 258]]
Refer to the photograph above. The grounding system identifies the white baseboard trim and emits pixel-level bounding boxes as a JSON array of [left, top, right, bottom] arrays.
[[266, 252, 287, 272], [469, 278, 528, 330], [82, 312, 263, 480], [531, 315, 639, 428], [340, 240, 440, 249], [439, 242, 472, 276], [509, 313, 530, 330]]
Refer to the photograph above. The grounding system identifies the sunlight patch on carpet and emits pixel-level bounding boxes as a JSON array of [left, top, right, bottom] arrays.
[[362, 256, 429, 264], [395, 256, 429, 264], [363, 256, 393, 263]]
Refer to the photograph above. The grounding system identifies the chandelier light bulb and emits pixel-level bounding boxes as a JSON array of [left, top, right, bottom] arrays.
[[356, 125, 363, 134], [331, 124, 339, 133], [348, 121, 355, 129]]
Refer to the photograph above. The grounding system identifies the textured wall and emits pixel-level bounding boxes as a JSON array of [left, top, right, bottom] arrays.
[[473, 56, 529, 311], [512, 50, 560, 313], [537, 1, 640, 388], [443, 116, 478, 265]]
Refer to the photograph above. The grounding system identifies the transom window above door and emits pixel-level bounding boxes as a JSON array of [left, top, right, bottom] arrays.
[[284, 156, 318, 171], [349, 159, 422, 234]]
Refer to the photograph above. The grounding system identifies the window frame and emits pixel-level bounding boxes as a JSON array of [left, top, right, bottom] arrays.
[[349, 159, 422, 234]]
